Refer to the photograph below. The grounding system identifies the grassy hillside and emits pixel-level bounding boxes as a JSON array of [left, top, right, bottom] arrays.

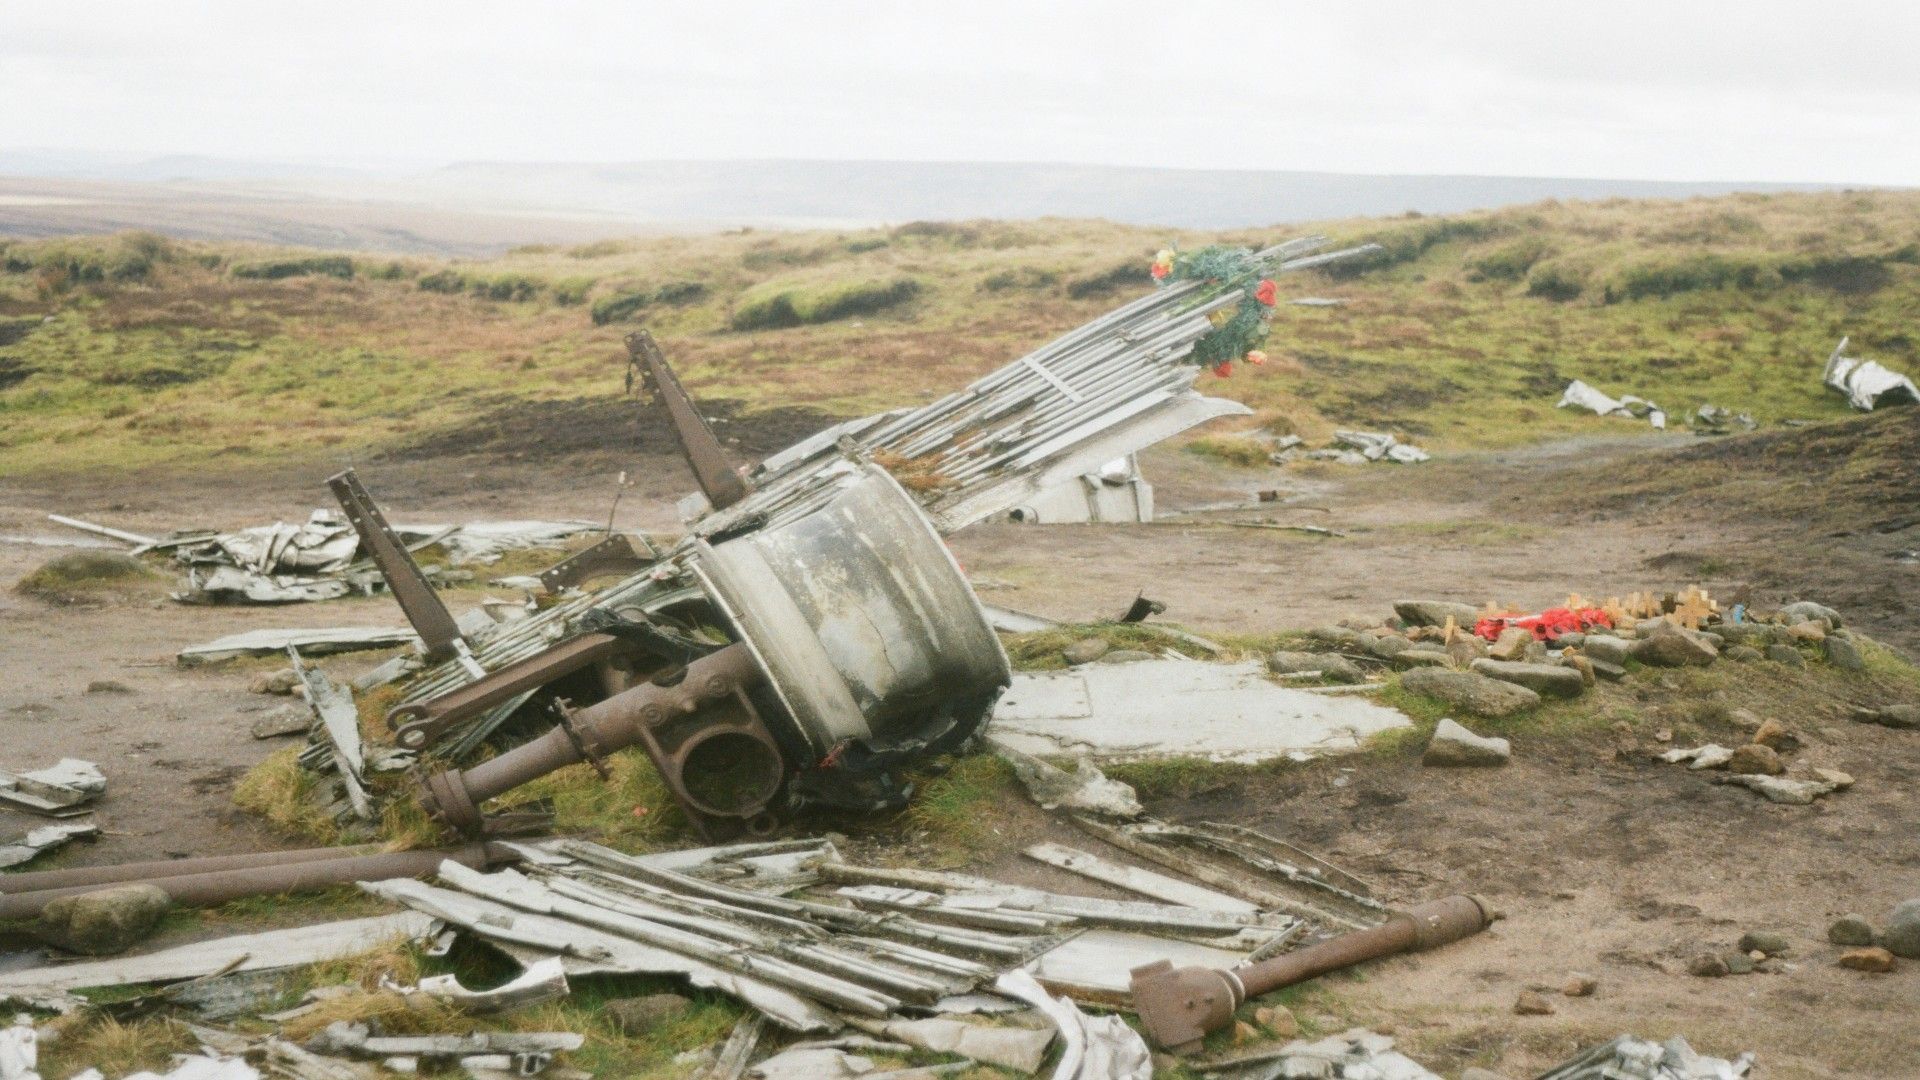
[[2, 190, 1918, 476]]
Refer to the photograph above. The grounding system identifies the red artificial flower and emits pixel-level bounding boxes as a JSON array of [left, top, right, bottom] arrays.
[[1212, 361, 1233, 378], [1150, 262, 1170, 280], [1246, 350, 1268, 366], [1254, 279, 1278, 306]]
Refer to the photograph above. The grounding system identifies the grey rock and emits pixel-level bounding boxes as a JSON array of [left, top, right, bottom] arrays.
[[1765, 644, 1806, 667], [1580, 635, 1631, 665], [1724, 645, 1764, 663], [1556, 632, 1586, 649], [1824, 636, 1866, 671], [1469, 659, 1585, 699], [1401, 668, 1541, 718], [250, 705, 311, 739], [1422, 718, 1511, 767], [1687, 953, 1729, 977], [1305, 625, 1369, 650], [1446, 636, 1489, 664], [1884, 899, 1920, 959], [1782, 601, 1843, 627], [1588, 659, 1627, 681], [1738, 930, 1791, 956], [1269, 651, 1364, 684], [1099, 649, 1156, 664], [249, 668, 301, 695], [1829, 914, 1876, 947], [1630, 624, 1718, 667], [1063, 638, 1111, 665], [1723, 952, 1756, 975], [1392, 600, 1481, 628], [85, 680, 133, 694], [1393, 648, 1453, 670], [1488, 628, 1534, 662], [1853, 704, 1920, 730], [605, 992, 694, 1036], [1368, 635, 1412, 659], [37, 883, 171, 955]]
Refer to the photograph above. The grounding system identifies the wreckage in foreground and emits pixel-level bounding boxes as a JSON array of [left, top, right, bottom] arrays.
[[303, 237, 1373, 840]]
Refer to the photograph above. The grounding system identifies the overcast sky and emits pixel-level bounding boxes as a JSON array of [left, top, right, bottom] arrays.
[[1, 1, 1915, 183]]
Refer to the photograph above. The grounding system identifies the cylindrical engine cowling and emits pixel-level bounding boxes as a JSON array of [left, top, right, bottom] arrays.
[[693, 465, 1011, 761]]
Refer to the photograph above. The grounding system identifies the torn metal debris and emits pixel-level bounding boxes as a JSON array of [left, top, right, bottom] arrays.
[[0, 759, 105, 818], [1539, 1034, 1753, 1080], [175, 627, 418, 666], [1556, 379, 1668, 429], [987, 658, 1411, 764], [1004, 455, 1155, 524], [1823, 335, 1919, 412], [0, 823, 98, 870]]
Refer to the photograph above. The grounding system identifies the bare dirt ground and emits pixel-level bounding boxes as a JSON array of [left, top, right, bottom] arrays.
[[3, 427, 1916, 1077]]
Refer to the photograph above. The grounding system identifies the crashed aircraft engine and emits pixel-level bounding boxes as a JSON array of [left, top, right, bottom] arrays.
[[321, 237, 1372, 840]]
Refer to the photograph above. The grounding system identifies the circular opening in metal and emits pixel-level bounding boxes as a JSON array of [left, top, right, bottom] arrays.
[[680, 732, 782, 816]]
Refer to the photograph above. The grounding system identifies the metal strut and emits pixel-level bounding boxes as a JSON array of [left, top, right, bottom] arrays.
[[626, 330, 750, 511], [328, 468, 466, 664]]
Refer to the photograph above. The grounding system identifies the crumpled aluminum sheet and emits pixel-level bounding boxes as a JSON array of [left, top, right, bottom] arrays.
[[1824, 336, 1920, 412], [992, 970, 1150, 1080], [1557, 380, 1668, 429], [1537, 1034, 1753, 1080]]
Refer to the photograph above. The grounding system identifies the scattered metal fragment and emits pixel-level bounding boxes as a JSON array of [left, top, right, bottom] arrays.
[[1023, 842, 1259, 914], [1557, 379, 1668, 429], [380, 957, 569, 1015], [700, 1014, 766, 1080], [1688, 404, 1757, 435], [0, 759, 105, 817], [1005, 454, 1154, 524], [1538, 1033, 1753, 1079], [994, 970, 1151, 1080], [1824, 336, 1919, 412], [0, 913, 436, 997], [289, 647, 373, 821], [846, 1015, 1055, 1074], [44, 513, 158, 547], [0, 823, 98, 870], [1131, 894, 1495, 1049], [308, 1022, 583, 1062], [176, 627, 418, 666], [988, 658, 1410, 764], [0, 1016, 37, 1080], [988, 738, 1143, 818], [1333, 429, 1429, 464], [1206, 1028, 1440, 1080]]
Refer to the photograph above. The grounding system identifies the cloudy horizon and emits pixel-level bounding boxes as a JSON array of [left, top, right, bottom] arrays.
[[3, 1, 1916, 186]]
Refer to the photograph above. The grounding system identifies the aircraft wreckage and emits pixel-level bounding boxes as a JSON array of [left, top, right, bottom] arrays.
[[287, 237, 1376, 841]]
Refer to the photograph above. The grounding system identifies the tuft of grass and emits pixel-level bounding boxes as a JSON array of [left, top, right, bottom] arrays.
[[1183, 434, 1274, 467], [38, 1015, 195, 1078], [14, 550, 160, 602], [904, 753, 1021, 855], [731, 275, 921, 330], [232, 746, 342, 844]]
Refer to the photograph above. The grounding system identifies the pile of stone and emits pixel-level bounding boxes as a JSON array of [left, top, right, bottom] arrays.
[[1691, 900, 1920, 979]]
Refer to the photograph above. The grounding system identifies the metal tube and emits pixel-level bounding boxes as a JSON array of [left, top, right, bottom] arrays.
[[0, 843, 513, 922], [0, 843, 382, 896], [1129, 895, 1495, 1050], [417, 643, 764, 833]]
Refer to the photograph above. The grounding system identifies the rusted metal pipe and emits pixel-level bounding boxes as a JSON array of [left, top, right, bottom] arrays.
[[417, 643, 772, 836], [0, 843, 382, 896], [1130, 894, 1496, 1050], [0, 843, 514, 922]]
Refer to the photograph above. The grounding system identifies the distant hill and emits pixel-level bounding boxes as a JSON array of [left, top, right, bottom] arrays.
[[0, 152, 1873, 253]]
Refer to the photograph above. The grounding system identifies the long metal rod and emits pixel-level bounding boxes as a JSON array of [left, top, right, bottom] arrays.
[[0, 843, 515, 922], [0, 843, 382, 896]]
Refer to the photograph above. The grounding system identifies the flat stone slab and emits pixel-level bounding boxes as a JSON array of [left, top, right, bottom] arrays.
[[1469, 659, 1585, 699], [989, 660, 1410, 763]]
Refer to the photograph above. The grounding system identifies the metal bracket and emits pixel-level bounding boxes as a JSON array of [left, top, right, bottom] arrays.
[[328, 468, 465, 664], [551, 699, 612, 780], [626, 330, 750, 511], [538, 533, 656, 595]]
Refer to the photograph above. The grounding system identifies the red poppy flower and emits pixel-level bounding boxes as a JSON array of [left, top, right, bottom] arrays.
[[1254, 279, 1278, 306], [1150, 263, 1170, 280], [1212, 361, 1233, 378]]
